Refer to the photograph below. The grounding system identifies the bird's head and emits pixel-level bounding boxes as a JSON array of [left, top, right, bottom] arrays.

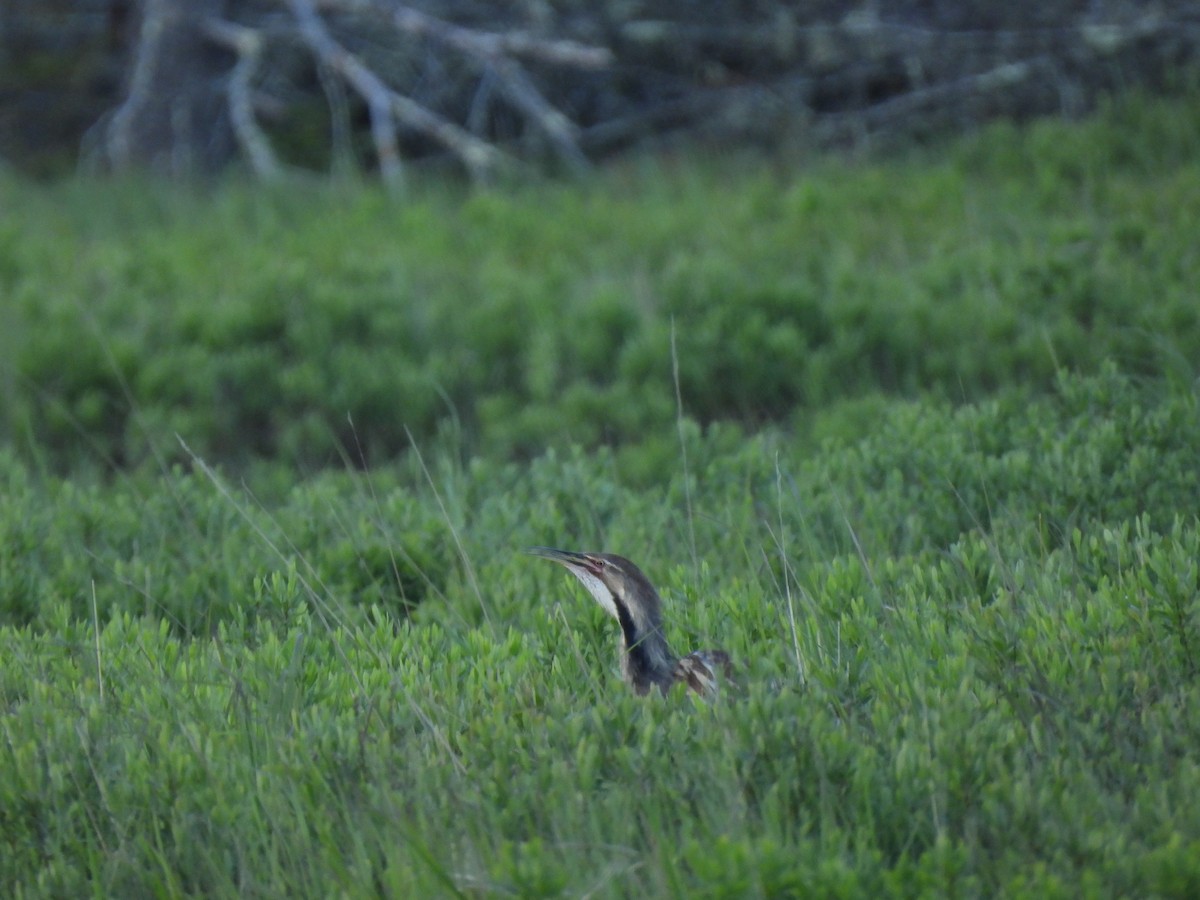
[[526, 546, 664, 633], [528, 546, 730, 697]]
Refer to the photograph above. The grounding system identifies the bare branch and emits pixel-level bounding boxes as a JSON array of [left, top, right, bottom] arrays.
[[384, 4, 612, 69], [99, 0, 233, 176], [83, 0, 1195, 183], [286, 0, 404, 188], [387, 88, 510, 179], [489, 56, 588, 171], [317, 62, 356, 176], [104, 0, 171, 171], [286, 0, 510, 184], [203, 19, 282, 181], [338, 1, 611, 170]]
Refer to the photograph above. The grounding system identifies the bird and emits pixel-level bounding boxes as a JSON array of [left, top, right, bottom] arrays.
[[527, 546, 733, 698]]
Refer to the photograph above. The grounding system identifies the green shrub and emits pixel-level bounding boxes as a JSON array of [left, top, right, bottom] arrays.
[[3, 91, 1200, 473]]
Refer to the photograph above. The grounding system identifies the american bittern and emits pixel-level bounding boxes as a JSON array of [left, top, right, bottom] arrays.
[[527, 547, 733, 697]]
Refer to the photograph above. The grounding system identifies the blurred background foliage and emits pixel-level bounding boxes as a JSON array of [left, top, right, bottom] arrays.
[[2, 88, 1199, 477]]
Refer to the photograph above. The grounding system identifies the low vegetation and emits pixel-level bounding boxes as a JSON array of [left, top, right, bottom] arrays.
[[3, 90, 1199, 474], [2, 91, 1199, 896]]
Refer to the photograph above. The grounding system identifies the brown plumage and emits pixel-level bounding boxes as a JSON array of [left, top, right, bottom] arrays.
[[527, 547, 733, 698]]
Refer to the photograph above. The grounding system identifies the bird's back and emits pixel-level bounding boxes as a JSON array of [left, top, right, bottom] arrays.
[[672, 649, 734, 697]]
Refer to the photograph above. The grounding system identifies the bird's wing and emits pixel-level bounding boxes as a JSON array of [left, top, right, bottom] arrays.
[[673, 649, 734, 697]]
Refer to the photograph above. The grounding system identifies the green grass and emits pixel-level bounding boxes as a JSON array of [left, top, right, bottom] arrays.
[[3, 89, 1200, 896]]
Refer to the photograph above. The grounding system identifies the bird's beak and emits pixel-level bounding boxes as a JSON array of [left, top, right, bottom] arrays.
[[526, 546, 619, 621], [526, 546, 591, 567]]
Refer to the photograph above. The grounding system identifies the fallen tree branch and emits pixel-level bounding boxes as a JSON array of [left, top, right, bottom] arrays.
[[102, 0, 171, 172], [286, 0, 404, 187], [360, 0, 606, 170], [286, 0, 509, 184], [203, 18, 282, 181], [845, 56, 1050, 128], [80, 0, 1199, 182], [383, 3, 613, 69], [489, 56, 589, 171]]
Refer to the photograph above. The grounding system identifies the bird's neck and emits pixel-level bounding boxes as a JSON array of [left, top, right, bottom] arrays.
[[612, 594, 676, 694]]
